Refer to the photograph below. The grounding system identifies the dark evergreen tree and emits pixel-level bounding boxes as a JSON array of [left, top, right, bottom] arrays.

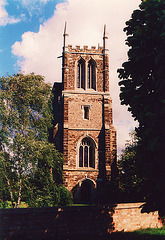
[[118, 0, 165, 212]]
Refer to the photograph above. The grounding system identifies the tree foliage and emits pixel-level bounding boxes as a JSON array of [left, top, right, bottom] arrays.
[[23, 143, 72, 207], [0, 73, 72, 207], [118, 132, 146, 202], [118, 0, 165, 211]]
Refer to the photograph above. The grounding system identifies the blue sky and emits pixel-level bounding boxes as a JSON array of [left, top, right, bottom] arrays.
[[0, 0, 65, 76], [0, 0, 140, 154]]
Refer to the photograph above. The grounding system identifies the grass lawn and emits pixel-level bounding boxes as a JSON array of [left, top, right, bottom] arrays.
[[110, 228, 165, 240], [136, 228, 165, 235], [0, 201, 28, 208], [0, 228, 164, 240]]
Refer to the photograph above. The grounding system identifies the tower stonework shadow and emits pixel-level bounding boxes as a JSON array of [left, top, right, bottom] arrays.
[[53, 23, 117, 203], [81, 180, 91, 202], [81, 179, 95, 203]]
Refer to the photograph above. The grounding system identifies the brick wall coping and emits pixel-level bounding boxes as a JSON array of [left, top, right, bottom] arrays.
[[0, 202, 145, 215], [114, 202, 144, 210]]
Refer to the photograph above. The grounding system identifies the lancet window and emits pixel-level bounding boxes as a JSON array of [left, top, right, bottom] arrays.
[[77, 58, 96, 90], [79, 138, 95, 168], [77, 59, 85, 89], [87, 59, 96, 90]]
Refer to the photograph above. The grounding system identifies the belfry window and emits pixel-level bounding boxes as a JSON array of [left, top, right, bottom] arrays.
[[79, 138, 95, 168], [77, 59, 85, 89], [87, 59, 96, 90]]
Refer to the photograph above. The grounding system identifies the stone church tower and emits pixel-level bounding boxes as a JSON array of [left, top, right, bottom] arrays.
[[53, 23, 116, 203]]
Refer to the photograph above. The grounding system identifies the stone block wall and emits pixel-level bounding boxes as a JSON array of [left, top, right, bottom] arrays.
[[63, 45, 106, 92], [58, 89, 116, 197], [53, 39, 117, 202], [0, 203, 163, 240], [113, 203, 163, 232]]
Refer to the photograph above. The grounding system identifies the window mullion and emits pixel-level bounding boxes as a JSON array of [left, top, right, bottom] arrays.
[[83, 146, 84, 167], [79, 138, 95, 168], [88, 146, 89, 168], [90, 65, 92, 89], [91, 65, 93, 89], [80, 64, 81, 88]]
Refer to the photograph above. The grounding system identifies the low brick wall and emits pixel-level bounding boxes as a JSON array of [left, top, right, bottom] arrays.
[[113, 202, 163, 232], [0, 203, 163, 240]]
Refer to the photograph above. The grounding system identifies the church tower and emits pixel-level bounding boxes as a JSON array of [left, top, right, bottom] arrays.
[[53, 23, 116, 202]]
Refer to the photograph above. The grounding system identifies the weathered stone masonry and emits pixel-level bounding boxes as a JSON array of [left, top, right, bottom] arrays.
[[0, 203, 163, 240], [53, 23, 117, 202]]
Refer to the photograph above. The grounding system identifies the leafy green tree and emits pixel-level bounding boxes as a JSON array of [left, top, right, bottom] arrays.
[[0, 73, 72, 208], [23, 143, 72, 207], [118, 132, 146, 202], [118, 0, 165, 211], [0, 164, 10, 205]]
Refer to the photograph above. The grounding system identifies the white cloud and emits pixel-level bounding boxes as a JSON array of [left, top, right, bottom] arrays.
[[19, 0, 51, 6], [18, 0, 52, 17], [40, 0, 51, 3], [12, 0, 140, 154], [0, 0, 21, 26]]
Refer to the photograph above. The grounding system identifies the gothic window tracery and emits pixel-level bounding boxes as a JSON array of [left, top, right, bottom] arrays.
[[76, 58, 96, 90], [87, 59, 96, 90], [77, 59, 85, 89], [79, 137, 95, 168]]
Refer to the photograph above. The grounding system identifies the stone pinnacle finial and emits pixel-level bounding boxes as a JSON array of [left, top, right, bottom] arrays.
[[103, 24, 108, 54], [63, 21, 69, 51], [64, 21, 68, 36], [103, 24, 108, 39]]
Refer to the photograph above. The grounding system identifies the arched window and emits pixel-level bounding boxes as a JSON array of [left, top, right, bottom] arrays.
[[79, 138, 95, 168], [87, 59, 96, 90], [77, 59, 85, 89]]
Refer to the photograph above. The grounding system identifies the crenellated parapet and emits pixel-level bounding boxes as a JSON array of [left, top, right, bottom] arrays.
[[66, 45, 104, 55], [62, 26, 109, 93]]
